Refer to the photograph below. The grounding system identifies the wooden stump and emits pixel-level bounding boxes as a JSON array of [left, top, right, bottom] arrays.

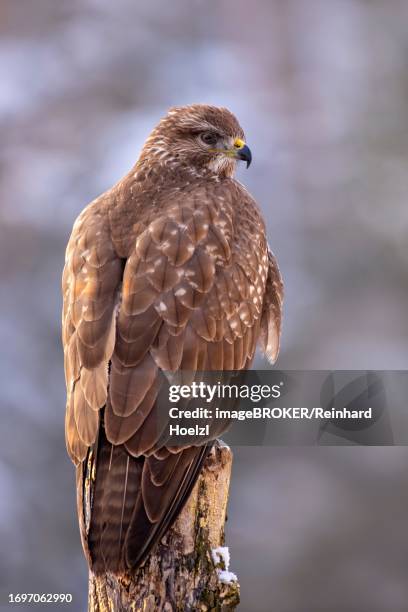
[[88, 443, 240, 611]]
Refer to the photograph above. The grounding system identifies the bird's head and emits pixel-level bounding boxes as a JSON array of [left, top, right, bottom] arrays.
[[139, 104, 252, 178]]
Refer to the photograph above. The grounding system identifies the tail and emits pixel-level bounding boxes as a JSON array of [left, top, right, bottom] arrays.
[[77, 426, 210, 573]]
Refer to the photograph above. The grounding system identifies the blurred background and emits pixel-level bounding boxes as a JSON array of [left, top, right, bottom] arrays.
[[1, 0, 408, 610]]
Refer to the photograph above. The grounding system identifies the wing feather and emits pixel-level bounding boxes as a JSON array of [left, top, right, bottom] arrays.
[[260, 249, 284, 364], [62, 202, 122, 464]]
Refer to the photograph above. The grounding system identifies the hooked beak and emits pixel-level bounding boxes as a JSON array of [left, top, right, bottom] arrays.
[[231, 138, 252, 168], [235, 143, 252, 168]]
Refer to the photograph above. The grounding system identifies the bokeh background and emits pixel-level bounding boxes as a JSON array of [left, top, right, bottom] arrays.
[[1, 0, 408, 610]]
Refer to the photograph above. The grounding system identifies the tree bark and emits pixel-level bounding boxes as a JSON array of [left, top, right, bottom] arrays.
[[88, 442, 240, 611]]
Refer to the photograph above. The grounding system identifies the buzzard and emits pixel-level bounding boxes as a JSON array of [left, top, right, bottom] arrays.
[[62, 104, 283, 573]]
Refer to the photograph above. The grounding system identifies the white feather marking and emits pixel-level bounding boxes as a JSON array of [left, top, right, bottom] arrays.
[[174, 288, 187, 297], [108, 444, 114, 471]]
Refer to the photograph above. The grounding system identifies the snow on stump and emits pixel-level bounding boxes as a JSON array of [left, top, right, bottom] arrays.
[[88, 441, 240, 611]]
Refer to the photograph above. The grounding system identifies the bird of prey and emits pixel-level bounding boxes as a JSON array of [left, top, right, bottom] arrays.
[[62, 104, 283, 573]]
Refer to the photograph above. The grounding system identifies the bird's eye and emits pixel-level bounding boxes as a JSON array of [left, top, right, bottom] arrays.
[[200, 132, 218, 146]]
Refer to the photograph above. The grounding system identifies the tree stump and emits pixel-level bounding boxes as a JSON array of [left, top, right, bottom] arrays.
[[88, 442, 240, 611]]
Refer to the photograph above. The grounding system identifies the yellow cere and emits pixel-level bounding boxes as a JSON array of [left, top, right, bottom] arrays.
[[233, 138, 245, 149]]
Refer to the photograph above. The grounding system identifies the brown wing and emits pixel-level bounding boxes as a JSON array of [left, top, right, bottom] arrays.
[[62, 200, 123, 465], [105, 185, 267, 456]]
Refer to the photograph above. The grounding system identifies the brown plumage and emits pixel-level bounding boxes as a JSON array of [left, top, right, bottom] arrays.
[[62, 104, 283, 573]]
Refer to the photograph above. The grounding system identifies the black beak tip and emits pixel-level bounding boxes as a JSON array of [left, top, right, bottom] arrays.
[[237, 144, 252, 168]]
